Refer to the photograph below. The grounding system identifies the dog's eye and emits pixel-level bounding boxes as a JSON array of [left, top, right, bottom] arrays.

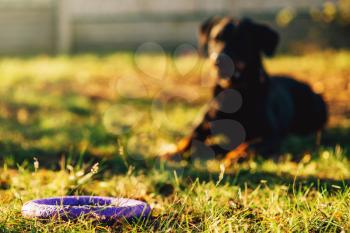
[[212, 32, 223, 41]]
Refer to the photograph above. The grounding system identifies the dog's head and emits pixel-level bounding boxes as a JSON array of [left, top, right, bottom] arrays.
[[199, 17, 279, 85]]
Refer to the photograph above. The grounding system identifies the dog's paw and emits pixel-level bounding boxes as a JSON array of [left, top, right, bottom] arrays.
[[157, 143, 184, 162], [223, 143, 249, 168]]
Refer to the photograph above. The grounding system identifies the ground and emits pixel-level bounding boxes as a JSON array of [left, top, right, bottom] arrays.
[[0, 51, 350, 232]]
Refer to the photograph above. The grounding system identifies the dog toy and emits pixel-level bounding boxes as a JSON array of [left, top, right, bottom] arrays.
[[22, 196, 151, 223]]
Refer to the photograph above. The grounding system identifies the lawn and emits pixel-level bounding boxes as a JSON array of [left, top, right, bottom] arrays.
[[0, 51, 350, 232]]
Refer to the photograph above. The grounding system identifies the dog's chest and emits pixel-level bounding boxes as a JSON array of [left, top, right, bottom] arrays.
[[211, 86, 268, 121], [207, 84, 273, 140]]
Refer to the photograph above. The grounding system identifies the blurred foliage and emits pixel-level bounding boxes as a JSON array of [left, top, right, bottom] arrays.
[[276, 7, 297, 27], [276, 0, 350, 27]]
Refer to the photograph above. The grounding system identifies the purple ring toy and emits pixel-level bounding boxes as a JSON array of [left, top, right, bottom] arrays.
[[22, 196, 151, 222]]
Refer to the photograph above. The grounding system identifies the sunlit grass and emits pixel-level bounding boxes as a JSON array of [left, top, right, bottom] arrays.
[[0, 50, 350, 231]]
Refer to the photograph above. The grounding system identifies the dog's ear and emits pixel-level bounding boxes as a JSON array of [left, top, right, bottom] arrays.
[[241, 18, 279, 56], [198, 17, 222, 57]]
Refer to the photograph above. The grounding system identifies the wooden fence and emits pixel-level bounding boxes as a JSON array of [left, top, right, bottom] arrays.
[[0, 0, 55, 54], [0, 0, 339, 54]]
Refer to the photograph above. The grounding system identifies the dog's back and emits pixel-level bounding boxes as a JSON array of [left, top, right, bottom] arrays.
[[271, 77, 328, 135]]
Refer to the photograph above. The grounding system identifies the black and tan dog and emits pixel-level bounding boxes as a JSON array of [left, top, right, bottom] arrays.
[[163, 17, 328, 165]]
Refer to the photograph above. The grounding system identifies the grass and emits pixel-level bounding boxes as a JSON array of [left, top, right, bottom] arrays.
[[0, 50, 350, 232]]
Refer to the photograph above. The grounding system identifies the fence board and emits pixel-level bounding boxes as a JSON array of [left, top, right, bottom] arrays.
[[0, 3, 54, 54]]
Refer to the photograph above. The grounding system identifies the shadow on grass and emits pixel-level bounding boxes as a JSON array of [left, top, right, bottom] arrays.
[[179, 166, 350, 191], [1, 138, 350, 192]]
